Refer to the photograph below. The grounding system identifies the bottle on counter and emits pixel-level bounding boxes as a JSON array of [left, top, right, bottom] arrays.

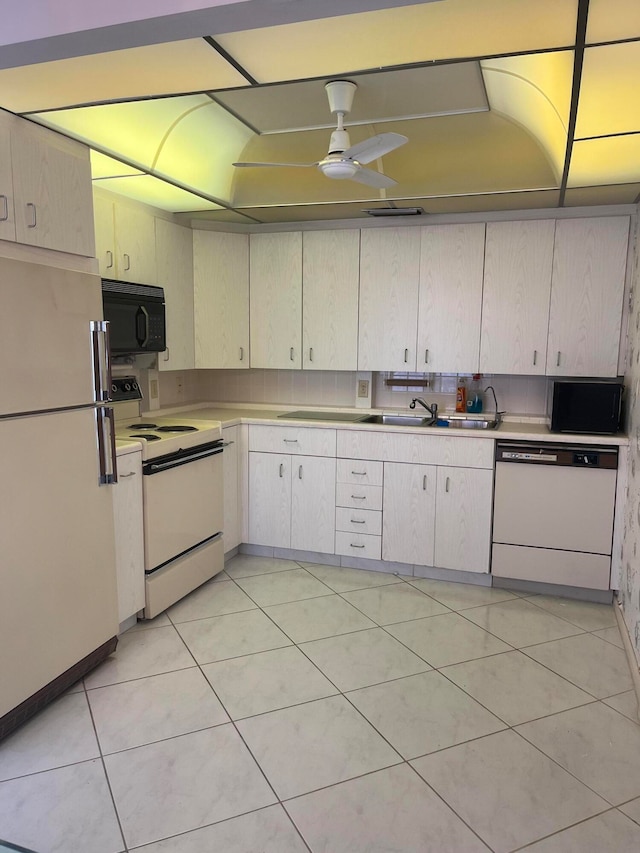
[[466, 374, 483, 414], [455, 377, 467, 413]]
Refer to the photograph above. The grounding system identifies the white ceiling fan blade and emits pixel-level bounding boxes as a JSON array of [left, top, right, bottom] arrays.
[[349, 167, 397, 189], [232, 161, 316, 168], [342, 133, 408, 165]]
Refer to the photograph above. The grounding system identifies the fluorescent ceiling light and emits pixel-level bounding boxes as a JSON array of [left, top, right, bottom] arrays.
[[93, 175, 223, 212], [568, 136, 640, 187]]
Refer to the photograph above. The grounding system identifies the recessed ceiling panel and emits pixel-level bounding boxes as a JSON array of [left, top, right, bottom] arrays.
[[586, 0, 640, 44], [564, 184, 640, 206], [90, 151, 143, 179], [575, 43, 640, 138], [92, 176, 223, 212], [569, 136, 640, 186], [216, 0, 578, 84], [214, 63, 487, 133], [0, 40, 247, 114]]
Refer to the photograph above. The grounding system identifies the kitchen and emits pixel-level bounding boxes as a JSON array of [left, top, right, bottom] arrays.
[[2, 1, 640, 851]]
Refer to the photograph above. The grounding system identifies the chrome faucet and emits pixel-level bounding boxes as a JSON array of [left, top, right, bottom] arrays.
[[410, 398, 438, 419]]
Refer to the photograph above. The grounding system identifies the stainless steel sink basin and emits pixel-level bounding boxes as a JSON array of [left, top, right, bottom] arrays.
[[359, 414, 434, 427], [434, 414, 502, 430]]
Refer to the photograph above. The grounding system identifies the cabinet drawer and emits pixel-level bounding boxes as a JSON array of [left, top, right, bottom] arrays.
[[335, 531, 382, 560], [336, 458, 383, 486], [336, 507, 382, 536], [249, 424, 336, 456], [337, 430, 493, 469], [336, 483, 383, 510]]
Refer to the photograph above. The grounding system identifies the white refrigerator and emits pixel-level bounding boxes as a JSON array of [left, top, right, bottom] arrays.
[[0, 255, 119, 739]]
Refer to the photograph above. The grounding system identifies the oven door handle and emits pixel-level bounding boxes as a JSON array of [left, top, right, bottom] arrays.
[[143, 445, 223, 475]]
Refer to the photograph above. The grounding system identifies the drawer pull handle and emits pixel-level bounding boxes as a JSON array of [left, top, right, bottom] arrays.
[[298, 465, 303, 479], [119, 471, 136, 478], [279, 463, 284, 478], [423, 475, 427, 491], [163, 346, 170, 362], [425, 348, 429, 364], [556, 351, 561, 367], [290, 347, 295, 361], [239, 346, 244, 361], [351, 495, 366, 500], [445, 477, 450, 493], [26, 202, 37, 228], [283, 439, 298, 444], [309, 347, 313, 362], [351, 519, 366, 524], [404, 348, 409, 363], [533, 349, 537, 366], [350, 543, 366, 549], [351, 470, 367, 475]]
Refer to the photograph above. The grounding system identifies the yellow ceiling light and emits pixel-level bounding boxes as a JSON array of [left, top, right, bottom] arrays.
[[575, 43, 640, 138], [0, 40, 247, 114], [569, 136, 640, 187], [586, 0, 640, 44], [90, 151, 142, 179], [92, 175, 223, 212], [481, 51, 573, 183], [216, 0, 578, 83], [564, 184, 640, 206]]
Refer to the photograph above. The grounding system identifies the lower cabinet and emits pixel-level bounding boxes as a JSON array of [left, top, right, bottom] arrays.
[[248, 451, 336, 553], [382, 462, 493, 573], [112, 449, 145, 624], [222, 425, 241, 553]]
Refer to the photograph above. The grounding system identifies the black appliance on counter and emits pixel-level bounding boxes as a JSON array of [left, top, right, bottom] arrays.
[[549, 379, 623, 434], [101, 279, 166, 354]]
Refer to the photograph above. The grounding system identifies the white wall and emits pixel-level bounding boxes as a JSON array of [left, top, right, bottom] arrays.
[[620, 206, 640, 665]]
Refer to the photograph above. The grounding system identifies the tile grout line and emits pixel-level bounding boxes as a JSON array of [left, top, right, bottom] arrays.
[[509, 805, 621, 851]]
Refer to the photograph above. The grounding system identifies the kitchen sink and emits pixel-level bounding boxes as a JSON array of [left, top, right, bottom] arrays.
[[359, 414, 434, 427], [434, 414, 502, 430]]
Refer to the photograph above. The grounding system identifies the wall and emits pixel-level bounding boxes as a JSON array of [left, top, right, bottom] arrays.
[[620, 206, 640, 665]]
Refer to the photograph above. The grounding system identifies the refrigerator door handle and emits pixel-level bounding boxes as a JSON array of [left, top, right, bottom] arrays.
[[91, 320, 113, 403], [96, 405, 118, 485]]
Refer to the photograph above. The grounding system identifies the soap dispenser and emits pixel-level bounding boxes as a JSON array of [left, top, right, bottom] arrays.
[[466, 374, 483, 414]]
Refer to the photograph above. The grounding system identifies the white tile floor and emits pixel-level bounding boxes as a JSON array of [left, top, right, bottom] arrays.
[[1, 555, 639, 852]]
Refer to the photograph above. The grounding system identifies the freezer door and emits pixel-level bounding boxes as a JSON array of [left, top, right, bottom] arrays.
[[0, 407, 118, 718], [0, 256, 104, 416]]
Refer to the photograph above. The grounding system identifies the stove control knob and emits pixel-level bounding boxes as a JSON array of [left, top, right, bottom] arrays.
[[111, 383, 117, 393], [124, 382, 131, 391], [131, 381, 138, 390]]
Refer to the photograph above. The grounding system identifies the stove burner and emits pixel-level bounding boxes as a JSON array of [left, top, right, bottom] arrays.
[[156, 425, 198, 433], [128, 423, 158, 430], [130, 433, 161, 441]]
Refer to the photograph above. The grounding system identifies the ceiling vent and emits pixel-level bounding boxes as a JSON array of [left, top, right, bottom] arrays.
[[363, 207, 425, 216]]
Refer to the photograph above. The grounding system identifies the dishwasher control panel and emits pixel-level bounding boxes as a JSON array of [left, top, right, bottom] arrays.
[[496, 441, 618, 469]]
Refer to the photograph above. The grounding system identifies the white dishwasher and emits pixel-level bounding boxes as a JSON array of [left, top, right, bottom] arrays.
[[492, 441, 618, 590]]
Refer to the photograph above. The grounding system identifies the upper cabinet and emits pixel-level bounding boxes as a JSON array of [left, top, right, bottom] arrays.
[[156, 219, 194, 372], [358, 227, 421, 371], [417, 223, 485, 374], [480, 220, 555, 375], [250, 232, 302, 369], [193, 230, 249, 369], [3, 112, 94, 257], [547, 216, 630, 377], [94, 192, 157, 284], [302, 230, 360, 371]]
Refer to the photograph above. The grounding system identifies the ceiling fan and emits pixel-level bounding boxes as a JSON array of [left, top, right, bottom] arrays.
[[232, 80, 408, 188]]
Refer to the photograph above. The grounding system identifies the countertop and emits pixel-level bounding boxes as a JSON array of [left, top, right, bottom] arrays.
[[143, 403, 629, 446], [115, 438, 144, 456]]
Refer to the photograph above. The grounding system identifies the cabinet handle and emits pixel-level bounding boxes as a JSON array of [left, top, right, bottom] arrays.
[[533, 350, 537, 366], [106, 250, 114, 269], [425, 349, 429, 364], [239, 346, 244, 361], [26, 202, 36, 228], [351, 470, 367, 476], [309, 347, 313, 362], [0, 195, 8, 222], [290, 347, 294, 361], [445, 477, 450, 493], [279, 463, 284, 478], [119, 471, 136, 478], [350, 543, 366, 549], [283, 439, 298, 444], [556, 351, 561, 367], [351, 519, 366, 524], [423, 475, 427, 491], [124, 253, 131, 271], [163, 347, 170, 362], [298, 465, 303, 479], [351, 495, 366, 500], [404, 348, 409, 363]]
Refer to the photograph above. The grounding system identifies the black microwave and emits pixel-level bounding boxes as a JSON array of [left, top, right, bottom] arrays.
[[101, 279, 166, 355], [549, 379, 623, 435]]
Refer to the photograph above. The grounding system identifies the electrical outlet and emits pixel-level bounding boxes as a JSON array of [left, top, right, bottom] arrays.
[[358, 379, 369, 398], [150, 379, 159, 399]]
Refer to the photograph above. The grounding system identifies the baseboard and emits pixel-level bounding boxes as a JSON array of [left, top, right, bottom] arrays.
[[492, 576, 614, 603], [614, 597, 640, 722]]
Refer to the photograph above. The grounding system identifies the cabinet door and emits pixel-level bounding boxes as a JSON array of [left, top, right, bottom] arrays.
[[250, 232, 302, 369], [194, 230, 249, 369], [358, 227, 421, 371], [382, 462, 436, 566], [302, 230, 360, 370], [93, 193, 116, 277], [0, 111, 16, 242], [417, 224, 485, 373], [481, 220, 554, 375], [223, 426, 240, 552], [114, 201, 157, 284], [248, 452, 291, 547], [112, 451, 145, 623], [291, 455, 336, 554], [435, 467, 493, 573], [156, 219, 195, 371], [11, 120, 95, 256], [547, 217, 629, 377]]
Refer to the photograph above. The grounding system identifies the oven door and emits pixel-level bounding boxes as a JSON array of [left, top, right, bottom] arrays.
[[142, 443, 224, 572]]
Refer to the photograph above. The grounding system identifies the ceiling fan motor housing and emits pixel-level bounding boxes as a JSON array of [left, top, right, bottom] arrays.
[[328, 128, 351, 155]]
